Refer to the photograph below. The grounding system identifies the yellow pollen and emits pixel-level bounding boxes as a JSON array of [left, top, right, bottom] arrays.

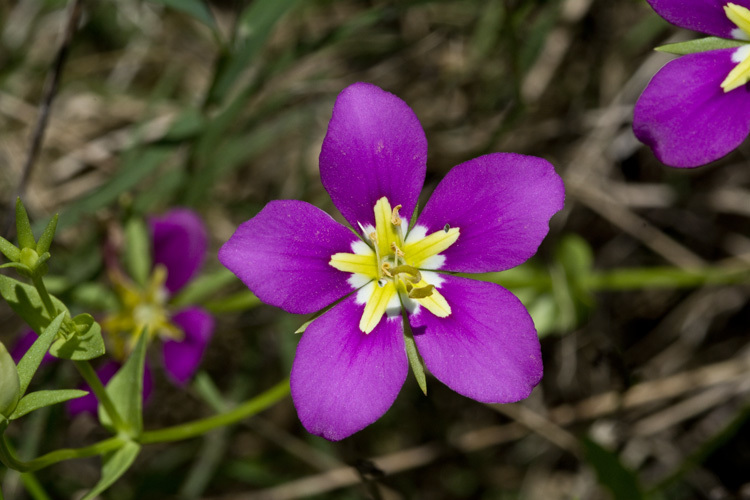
[[329, 196, 460, 334]]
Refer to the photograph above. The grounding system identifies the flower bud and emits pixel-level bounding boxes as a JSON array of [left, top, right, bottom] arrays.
[[0, 341, 20, 417]]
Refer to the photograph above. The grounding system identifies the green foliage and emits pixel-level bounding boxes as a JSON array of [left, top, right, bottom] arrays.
[[0, 275, 69, 334], [16, 312, 66, 395], [124, 217, 152, 287], [98, 333, 147, 436], [49, 314, 105, 361], [656, 36, 747, 55], [0, 343, 20, 417], [0, 236, 20, 262], [81, 441, 141, 500], [403, 321, 428, 396], [582, 437, 645, 500], [149, 0, 215, 28], [9, 390, 88, 420], [15, 198, 36, 250], [35, 214, 58, 256]]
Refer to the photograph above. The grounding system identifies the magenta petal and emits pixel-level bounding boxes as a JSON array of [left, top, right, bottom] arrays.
[[320, 82, 427, 228], [162, 307, 214, 386], [290, 295, 407, 441], [647, 0, 750, 38], [409, 275, 542, 403], [219, 200, 360, 315], [634, 49, 750, 167], [415, 153, 564, 273], [150, 208, 208, 294]]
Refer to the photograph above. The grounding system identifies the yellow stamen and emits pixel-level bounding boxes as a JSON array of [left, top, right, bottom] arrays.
[[403, 227, 460, 268], [360, 281, 397, 334]]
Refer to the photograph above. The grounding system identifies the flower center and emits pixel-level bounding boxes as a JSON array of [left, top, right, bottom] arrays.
[[330, 196, 460, 334], [722, 3, 750, 92], [102, 264, 182, 359]]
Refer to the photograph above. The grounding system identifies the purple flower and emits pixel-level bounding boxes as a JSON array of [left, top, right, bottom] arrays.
[[219, 83, 564, 440], [71, 209, 214, 416], [634, 0, 750, 167]]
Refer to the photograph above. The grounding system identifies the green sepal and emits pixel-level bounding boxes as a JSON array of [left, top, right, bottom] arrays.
[[17, 312, 66, 395], [171, 268, 237, 308], [0, 262, 32, 274], [124, 217, 151, 287], [15, 198, 36, 250], [81, 440, 141, 500], [0, 342, 20, 417], [50, 313, 105, 361], [9, 389, 88, 420], [294, 319, 313, 334], [402, 314, 427, 395], [98, 332, 147, 436], [656, 36, 747, 55], [0, 236, 20, 262], [0, 274, 69, 333], [204, 290, 260, 313], [36, 214, 58, 255]]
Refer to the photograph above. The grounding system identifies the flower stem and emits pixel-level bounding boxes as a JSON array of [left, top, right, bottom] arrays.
[[72, 361, 127, 433], [140, 378, 290, 444], [0, 379, 290, 472], [30, 275, 56, 318]]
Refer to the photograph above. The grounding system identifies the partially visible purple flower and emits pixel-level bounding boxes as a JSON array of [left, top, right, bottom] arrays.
[[220, 83, 564, 440], [70, 209, 213, 417], [634, 0, 750, 167]]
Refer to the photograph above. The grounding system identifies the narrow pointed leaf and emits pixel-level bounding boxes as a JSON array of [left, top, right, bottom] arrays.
[[49, 313, 105, 361], [124, 218, 151, 287], [15, 198, 36, 250], [403, 316, 427, 395], [0, 275, 69, 333], [0, 236, 20, 262], [98, 333, 147, 435], [150, 0, 216, 28], [81, 441, 141, 500], [9, 389, 88, 420], [0, 343, 20, 416], [656, 37, 747, 55], [582, 437, 645, 500], [36, 214, 58, 255], [17, 312, 66, 395]]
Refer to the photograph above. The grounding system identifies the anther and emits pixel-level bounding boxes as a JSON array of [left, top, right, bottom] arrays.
[[390, 242, 405, 257], [391, 204, 403, 226], [381, 262, 393, 277], [369, 232, 378, 244], [408, 284, 435, 299]]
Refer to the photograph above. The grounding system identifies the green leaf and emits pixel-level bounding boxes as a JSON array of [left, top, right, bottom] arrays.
[[204, 290, 260, 313], [17, 312, 66, 395], [403, 316, 427, 395], [35, 214, 58, 256], [81, 440, 141, 500], [209, 0, 301, 102], [150, 0, 215, 28], [71, 282, 119, 311], [15, 198, 36, 250], [656, 36, 747, 55], [0, 275, 69, 334], [171, 268, 237, 307], [0, 342, 20, 416], [9, 389, 88, 420], [124, 218, 151, 287], [582, 437, 645, 500], [0, 236, 20, 262], [49, 313, 105, 361], [98, 333, 147, 436]]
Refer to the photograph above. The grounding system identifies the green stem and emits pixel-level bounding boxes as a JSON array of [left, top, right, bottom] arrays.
[[584, 266, 749, 290], [0, 435, 124, 473], [140, 378, 289, 444], [73, 361, 126, 433], [30, 275, 56, 318]]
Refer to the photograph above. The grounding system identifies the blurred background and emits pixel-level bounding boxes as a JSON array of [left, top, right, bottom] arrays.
[[1, 0, 750, 498]]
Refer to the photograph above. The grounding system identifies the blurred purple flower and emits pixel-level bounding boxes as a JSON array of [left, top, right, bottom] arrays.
[[219, 82, 564, 440], [634, 0, 750, 167], [71, 209, 213, 416]]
